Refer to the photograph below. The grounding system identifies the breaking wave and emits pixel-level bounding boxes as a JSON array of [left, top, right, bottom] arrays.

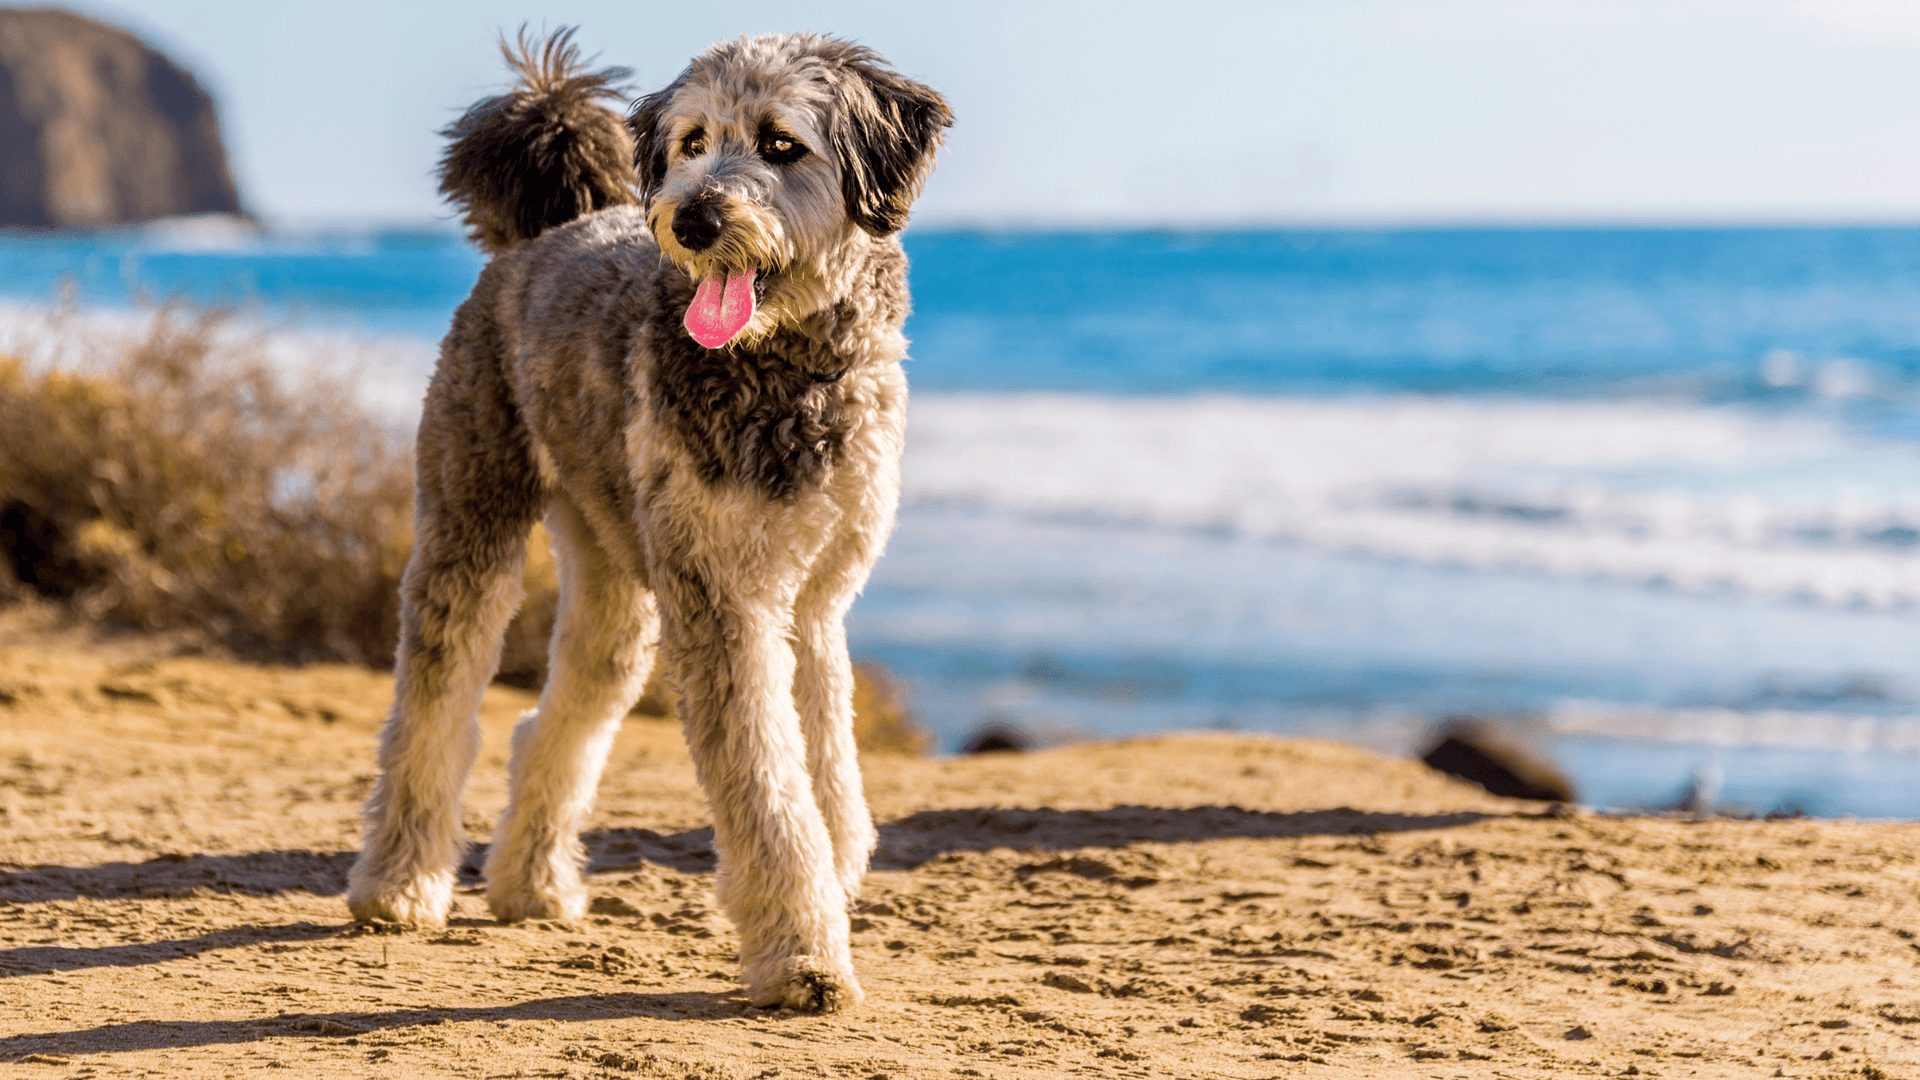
[[903, 391, 1920, 610]]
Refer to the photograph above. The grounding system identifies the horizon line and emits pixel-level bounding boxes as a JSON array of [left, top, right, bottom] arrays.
[[28, 210, 1920, 237]]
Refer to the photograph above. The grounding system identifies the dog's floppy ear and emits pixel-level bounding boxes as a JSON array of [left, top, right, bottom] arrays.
[[627, 78, 682, 201], [828, 49, 952, 237]]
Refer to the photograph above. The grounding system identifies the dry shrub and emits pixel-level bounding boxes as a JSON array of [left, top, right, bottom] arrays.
[[0, 308, 409, 661], [851, 661, 929, 755], [494, 521, 557, 687], [0, 305, 925, 752], [0, 306, 550, 669]]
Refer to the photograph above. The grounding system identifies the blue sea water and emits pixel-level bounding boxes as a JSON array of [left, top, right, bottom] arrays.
[[5, 218, 1920, 817]]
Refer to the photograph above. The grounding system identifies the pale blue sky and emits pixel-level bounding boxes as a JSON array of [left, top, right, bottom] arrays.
[[67, 0, 1920, 226]]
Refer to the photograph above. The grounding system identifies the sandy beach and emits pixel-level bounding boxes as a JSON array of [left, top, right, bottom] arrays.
[[1, 608, 1917, 1079]]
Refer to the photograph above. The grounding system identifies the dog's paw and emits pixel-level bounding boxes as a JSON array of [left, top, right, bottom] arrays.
[[345, 867, 454, 927], [485, 877, 587, 923], [745, 954, 864, 1013]]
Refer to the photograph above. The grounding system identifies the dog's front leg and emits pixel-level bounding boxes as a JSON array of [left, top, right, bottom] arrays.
[[792, 578, 878, 902], [657, 561, 860, 1013]]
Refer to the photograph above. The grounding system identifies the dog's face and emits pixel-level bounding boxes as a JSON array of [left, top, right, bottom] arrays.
[[628, 34, 951, 348]]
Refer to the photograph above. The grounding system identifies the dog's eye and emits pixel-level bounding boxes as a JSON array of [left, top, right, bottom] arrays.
[[681, 131, 707, 157], [759, 133, 808, 165]]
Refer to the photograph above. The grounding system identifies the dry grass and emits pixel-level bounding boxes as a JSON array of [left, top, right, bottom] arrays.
[[0, 306, 414, 664], [0, 305, 923, 750], [850, 660, 930, 755]]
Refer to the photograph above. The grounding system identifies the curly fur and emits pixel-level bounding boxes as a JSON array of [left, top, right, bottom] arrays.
[[439, 28, 641, 254], [348, 30, 949, 1015]]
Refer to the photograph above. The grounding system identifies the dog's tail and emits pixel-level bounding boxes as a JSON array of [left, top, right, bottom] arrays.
[[438, 28, 640, 254]]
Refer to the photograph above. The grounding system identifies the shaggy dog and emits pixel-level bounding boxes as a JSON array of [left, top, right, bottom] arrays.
[[345, 30, 950, 1013]]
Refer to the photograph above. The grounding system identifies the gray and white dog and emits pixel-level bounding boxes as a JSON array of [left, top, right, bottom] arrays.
[[345, 30, 950, 1012]]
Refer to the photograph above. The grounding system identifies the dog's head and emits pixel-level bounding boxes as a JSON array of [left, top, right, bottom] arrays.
[[628, 34, 951, 348]]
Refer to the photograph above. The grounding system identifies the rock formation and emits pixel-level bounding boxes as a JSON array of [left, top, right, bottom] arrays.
[[1421, 715, 1577, 803], [0, 8, 244, 227]]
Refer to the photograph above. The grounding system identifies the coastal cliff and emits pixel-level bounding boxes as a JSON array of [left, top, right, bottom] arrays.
[[0, 8, 243, 227]]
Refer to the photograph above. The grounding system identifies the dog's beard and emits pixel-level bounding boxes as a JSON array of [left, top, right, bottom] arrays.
[[649, 172, 858, 350], [651, 205, 791, 350]]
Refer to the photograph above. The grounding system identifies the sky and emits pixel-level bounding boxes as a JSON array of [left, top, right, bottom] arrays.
[[56, 0, 1920, 227]]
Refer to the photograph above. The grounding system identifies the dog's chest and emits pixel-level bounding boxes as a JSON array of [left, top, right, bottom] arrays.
[[647, 332, 863, 501]]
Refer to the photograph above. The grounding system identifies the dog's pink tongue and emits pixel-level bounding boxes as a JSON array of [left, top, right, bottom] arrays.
[[685, 268, 757, 348]]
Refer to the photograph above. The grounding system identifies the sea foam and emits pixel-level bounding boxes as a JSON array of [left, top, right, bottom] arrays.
[[902, 392, 1920, 609]]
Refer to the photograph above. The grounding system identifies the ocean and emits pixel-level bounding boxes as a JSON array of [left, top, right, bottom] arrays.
[[5, 219, 1920, 818]]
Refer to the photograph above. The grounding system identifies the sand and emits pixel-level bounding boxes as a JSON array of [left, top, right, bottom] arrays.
[[2, 610, 1918, 1079]]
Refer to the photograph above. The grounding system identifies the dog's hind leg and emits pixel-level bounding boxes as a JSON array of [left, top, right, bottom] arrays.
[[656, 553, 860, 1012], [348, 331, 545, 926], [485, 493, 657, 922]]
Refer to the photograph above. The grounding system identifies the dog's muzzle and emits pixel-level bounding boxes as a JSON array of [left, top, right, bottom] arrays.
[[665, 194, 762, 349]]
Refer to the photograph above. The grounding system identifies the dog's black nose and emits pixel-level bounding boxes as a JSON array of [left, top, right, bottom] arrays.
[[672, 200, 724, 252]]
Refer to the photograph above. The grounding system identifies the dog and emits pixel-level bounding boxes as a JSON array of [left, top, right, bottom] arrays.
[[344, 29, 950, 1013]]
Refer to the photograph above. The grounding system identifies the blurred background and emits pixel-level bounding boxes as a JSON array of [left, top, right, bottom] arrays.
[[6, 0, 1920, 816]]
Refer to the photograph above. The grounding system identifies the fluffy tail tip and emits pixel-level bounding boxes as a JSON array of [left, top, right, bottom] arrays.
[[438, 26, 640, 254]]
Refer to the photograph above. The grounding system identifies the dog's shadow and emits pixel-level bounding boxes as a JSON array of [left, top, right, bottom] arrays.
[[0, 849, 357, 905], [0, 993, 745, 1059], [577, 804, 1490, 876], [0, 920, 344, 979], [0, 804, 1492, 905], [868, 804, 1490, 869]]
